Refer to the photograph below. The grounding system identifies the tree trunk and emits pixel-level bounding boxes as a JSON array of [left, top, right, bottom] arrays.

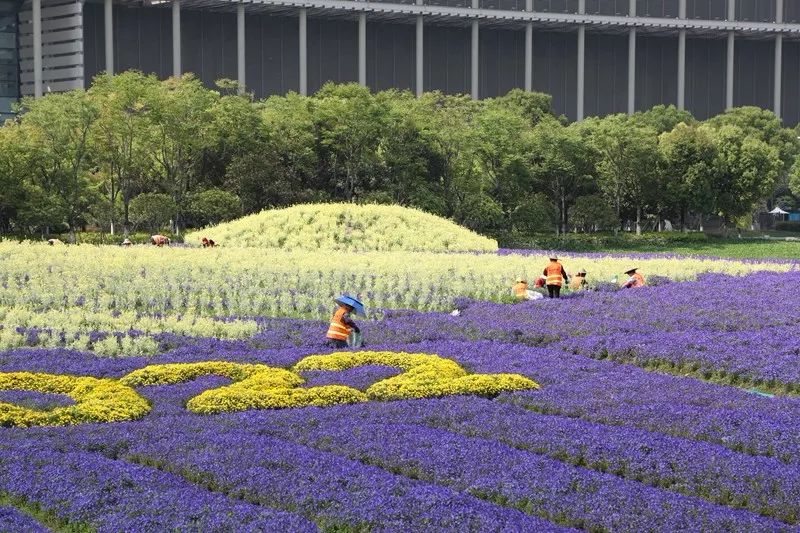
[[635, 206, 642, 236]]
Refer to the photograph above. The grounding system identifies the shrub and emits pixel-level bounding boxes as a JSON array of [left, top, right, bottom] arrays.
[[186, 188, 242, 227], [129, 193, 177, 232]]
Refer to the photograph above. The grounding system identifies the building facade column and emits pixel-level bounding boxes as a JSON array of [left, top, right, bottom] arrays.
[[358, 13, 366, 87], [172, 0, 181, 77], [524, 0, 532, 91], [299, 8, 307, 96], [32, 0, 42, 97], [627, 0, 636, 115], [726, 0, 735, 110], [677, 0, 686, 109], [471, 0, 479, 100], [576, 0, 585, 120], [774, 0, 783, 118], [104, 0, 114, 75], [237, 5, 245, 94], [415, 13, 423, 96]]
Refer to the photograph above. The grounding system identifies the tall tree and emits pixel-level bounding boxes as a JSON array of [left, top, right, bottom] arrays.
[[589, 115, 659, 235], [89, 71, 160, 234], [708, 124, 782, 233], [146, 74, 217, 234], [658, 123, 716, 230], [314, 83, 388, 201], [20, 91, 101, 241], [528, 118, 597, 234]]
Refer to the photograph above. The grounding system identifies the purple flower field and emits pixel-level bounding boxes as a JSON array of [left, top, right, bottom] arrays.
[[1, 270, 800, 531]]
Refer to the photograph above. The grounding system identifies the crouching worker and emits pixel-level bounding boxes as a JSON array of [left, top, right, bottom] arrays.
[[621, 267, 646, 289], [513, 278, 543, 301], [326, 295, 365, 349], [150, 234, 170, 247], [570, 269, 588, 291], [201, 237, 216, 248]]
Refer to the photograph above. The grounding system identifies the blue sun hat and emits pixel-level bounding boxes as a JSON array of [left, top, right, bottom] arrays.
[[334, 295, 366, 316]]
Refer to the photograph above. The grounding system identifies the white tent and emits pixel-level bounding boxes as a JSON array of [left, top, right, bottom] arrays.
[[769, 207, 790, 215]]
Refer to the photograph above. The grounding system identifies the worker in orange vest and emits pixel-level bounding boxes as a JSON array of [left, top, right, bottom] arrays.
[[570, 269, 588, 291], [326, 295, 364, 349], [542, 254, 569, 299], [513, 278, 529, 300], [622, 268, 646, 289]]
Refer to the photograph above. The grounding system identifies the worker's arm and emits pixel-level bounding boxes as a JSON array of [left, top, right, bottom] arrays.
[[343, 315, 360, 332], [561, 266, 569, 283]]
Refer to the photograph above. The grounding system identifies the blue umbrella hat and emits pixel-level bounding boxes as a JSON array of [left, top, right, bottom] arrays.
[[334, 295, 366, 317]]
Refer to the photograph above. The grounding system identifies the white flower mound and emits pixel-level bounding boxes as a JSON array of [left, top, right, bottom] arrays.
[[186, 203, 498, 253]]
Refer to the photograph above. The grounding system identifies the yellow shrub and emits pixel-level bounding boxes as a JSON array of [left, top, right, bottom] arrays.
[[0, 372, 150, 427], [294, 351, 539, 401]]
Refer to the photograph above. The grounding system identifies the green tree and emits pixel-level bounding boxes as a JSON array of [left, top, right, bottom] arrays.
[[631, 104, 696, 134], [314, 83, 388, 201], [707, 106, 799, 175], [89, 71, 160, 235], [658, 123, 716, 230], [474, 100, 531, 221], [0, 124, 28, 232], [569, 194, 619, 232], [146, 75, 218, 234], [375, 90, 442, 213], [490, 89, 560, 127], [19, 91, 101, 241], [129, 192, 177, 232], [589, 115, 659, 235], [226, 93, 319, 212], [528, 118, 597, 234], [202, 85, 264, 188], [708, 125, 782, 233], [411, 92, 481, 222], [186, 188, 241, 227]]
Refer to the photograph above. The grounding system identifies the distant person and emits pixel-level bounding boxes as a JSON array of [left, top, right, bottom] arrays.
[[513, 278, 529, 301], [326, 295, 364, 349], [150, 235, 170, 247], [570, 269, 588, 291], [121, 238, 133, 247], [543, 254, 569, 299], [621, 268, 646, 289], [47, 239, 63, 246], [513, 278, 543, 301], [201, 237, 216, 248]]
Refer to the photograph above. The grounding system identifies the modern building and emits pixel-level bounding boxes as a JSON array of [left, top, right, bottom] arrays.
[[3, 0, 800, 124]]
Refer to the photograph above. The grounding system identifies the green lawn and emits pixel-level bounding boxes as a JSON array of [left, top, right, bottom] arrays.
[[502, 232, 800, 260]]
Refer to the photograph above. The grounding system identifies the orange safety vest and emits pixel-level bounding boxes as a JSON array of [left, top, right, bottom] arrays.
[[545, 262, 565, 287], [326, 306, 353, 341], [570, 276, 587, 291], [513, 282, 529, 299], [630, 272, 646, 288]]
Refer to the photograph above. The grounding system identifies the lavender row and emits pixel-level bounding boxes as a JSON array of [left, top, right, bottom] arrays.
[[0, 505, 50, 533], [9, 420, 567, 532], [245, 397, 800, 524], [233, 407, 788, 532], [410, 340, 800, 464], [0, 438, 316, 532]]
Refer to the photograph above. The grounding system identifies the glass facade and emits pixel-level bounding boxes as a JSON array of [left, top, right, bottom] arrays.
[[0, 1, 18, 121]]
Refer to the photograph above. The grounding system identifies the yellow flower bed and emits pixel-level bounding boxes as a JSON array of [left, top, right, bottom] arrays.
[[0, 352, 539, 423], [0, 372, 150, 427], [294, 351, 540, 401], [120, 361, 367, 414]]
